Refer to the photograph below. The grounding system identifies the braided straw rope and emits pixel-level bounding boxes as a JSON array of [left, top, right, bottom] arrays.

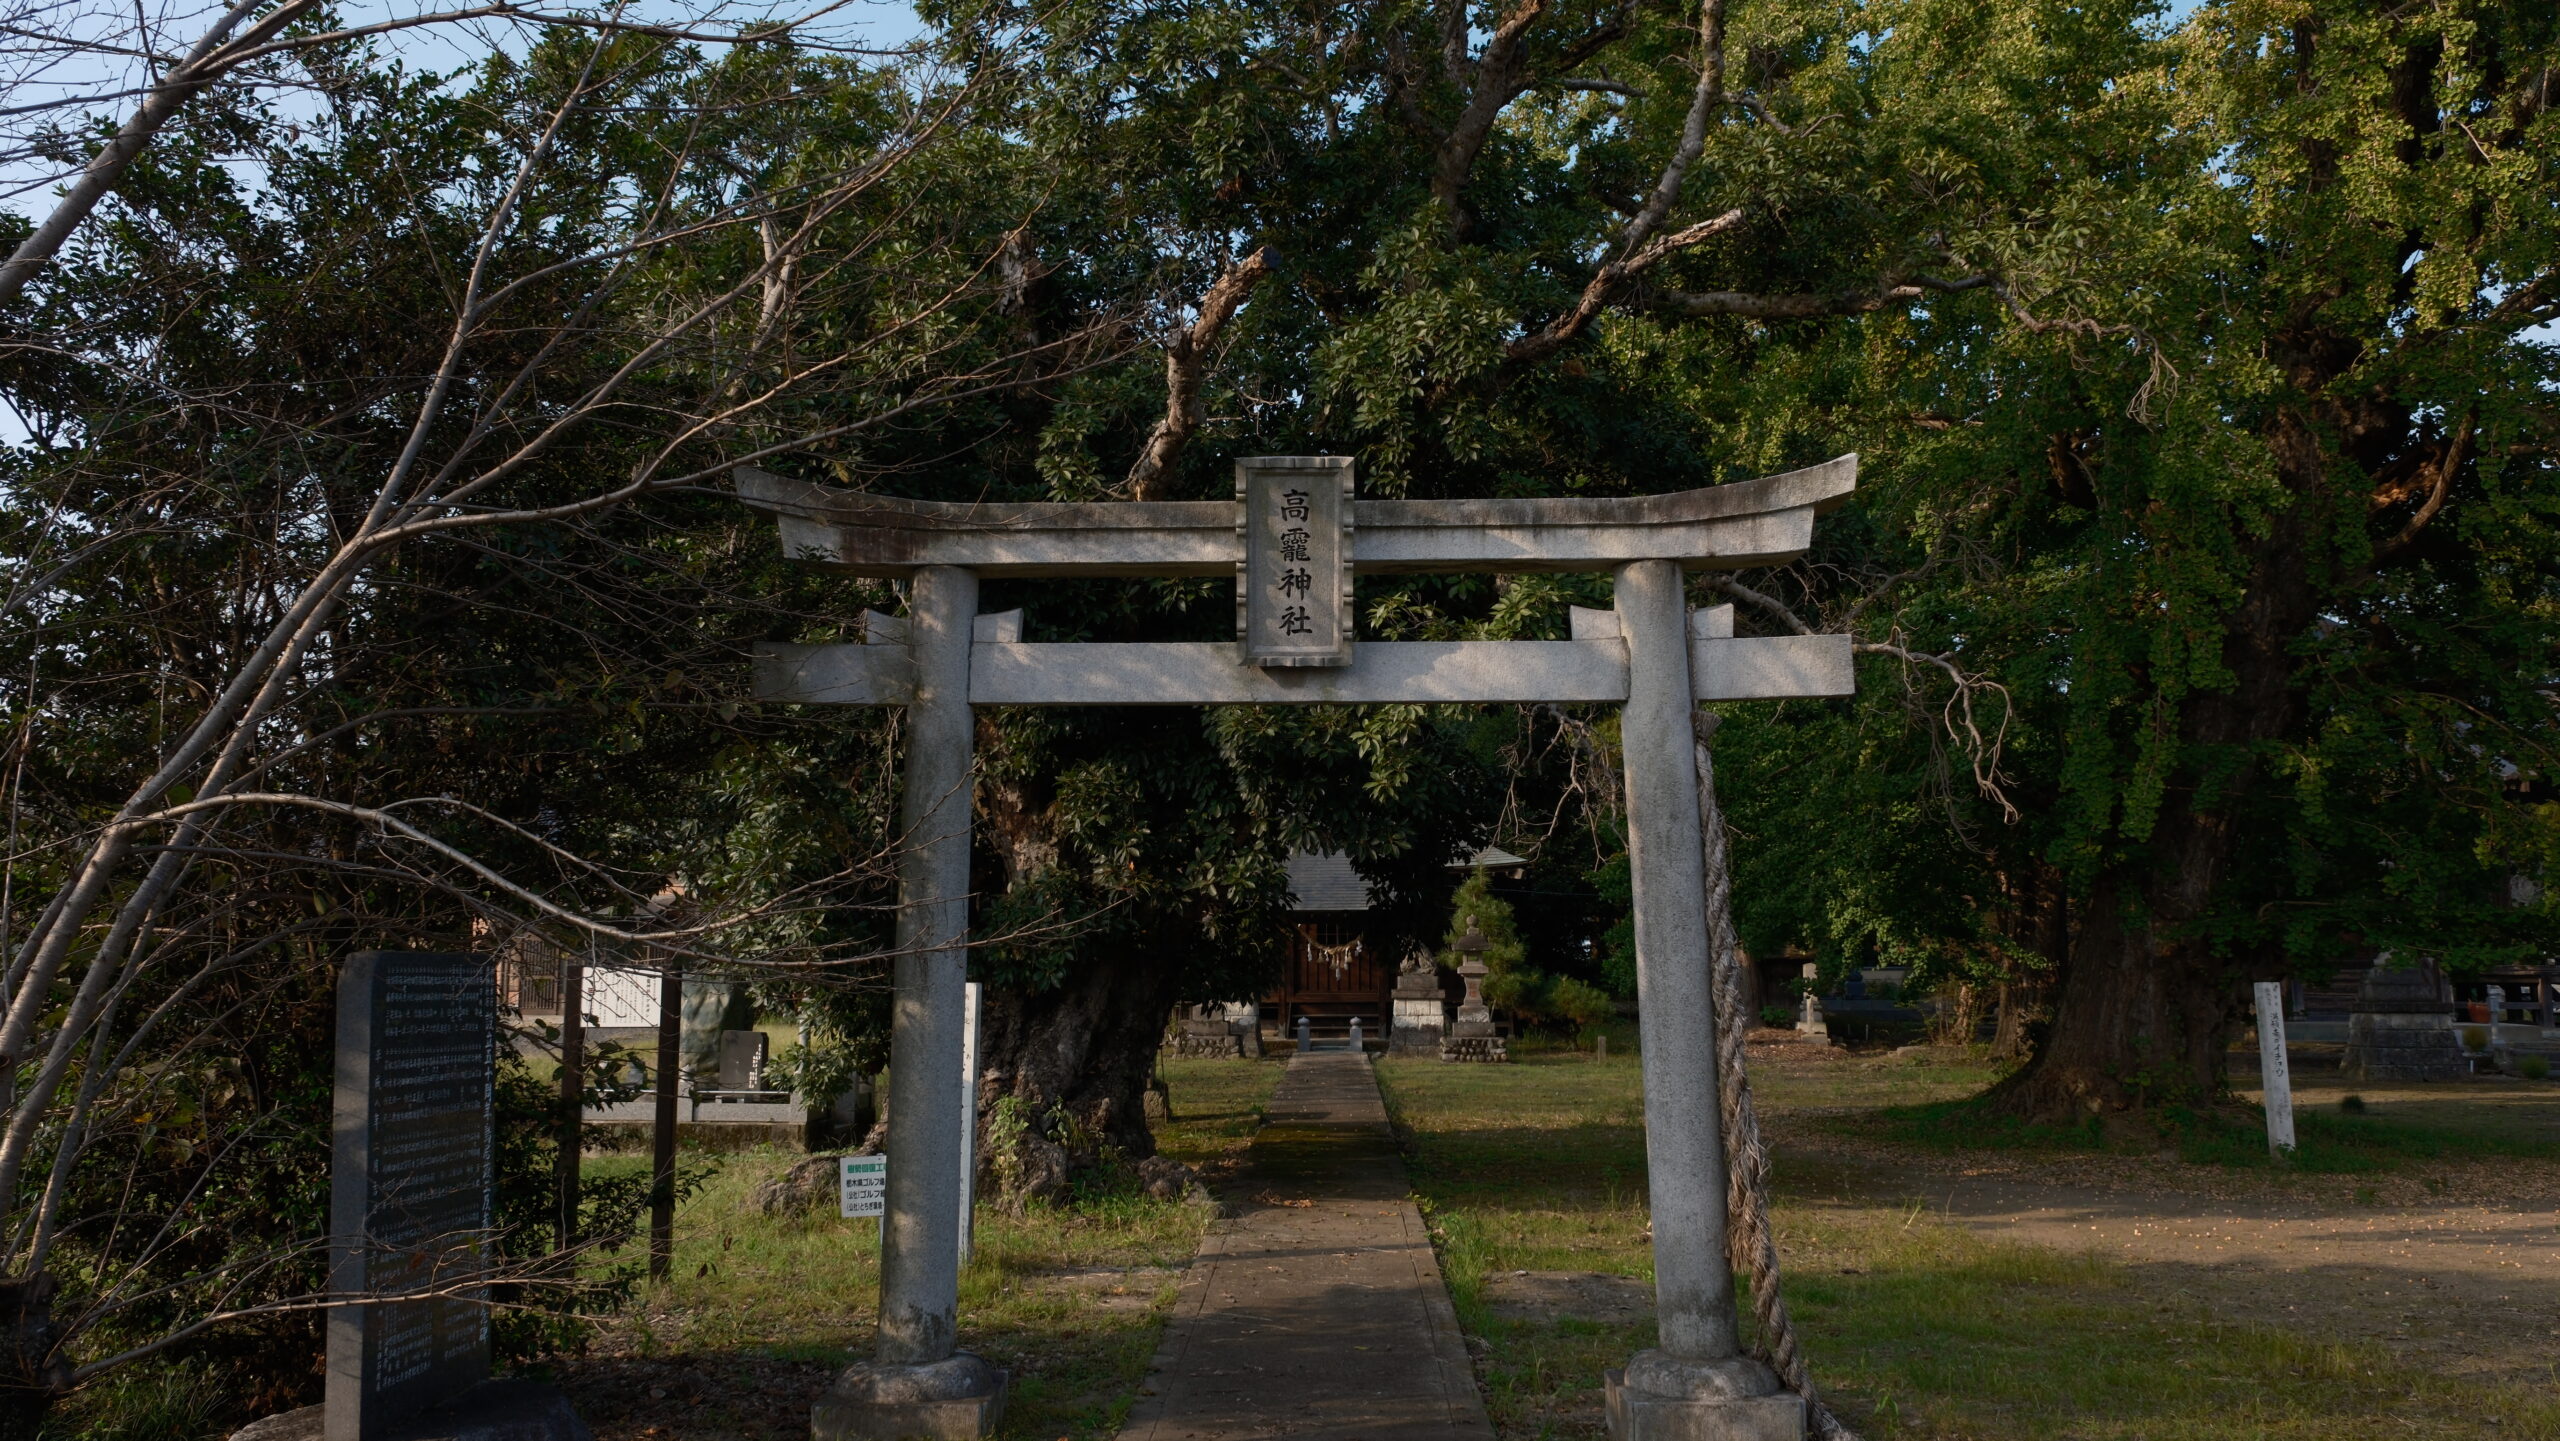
[[1695, 713, 1861, 1441]]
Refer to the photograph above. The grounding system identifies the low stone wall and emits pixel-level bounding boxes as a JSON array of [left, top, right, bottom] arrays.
[[584, 1119, 814, 1152], [2341, 1010, 2464, 1082], [1170, 1030, 1245, 1059]]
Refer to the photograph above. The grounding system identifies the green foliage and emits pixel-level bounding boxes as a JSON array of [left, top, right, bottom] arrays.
[[35, 1363, 228, 1441], [1696, 0, 2560, 1110], [1445, 871, 1609, 1034], [1590, 853, 1639, 1001], [488, 1044, 715, 1364], [764, 1019, 886, 1112], [983, 1097, 1034, 1200], [0, 23, 939, 1413], [1545, 976, 1617, 1036]]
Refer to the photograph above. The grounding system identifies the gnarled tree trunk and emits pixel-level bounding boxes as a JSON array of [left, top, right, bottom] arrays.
[[975, 954, 1182, 1205], [1990, 870, 2246, 1117]]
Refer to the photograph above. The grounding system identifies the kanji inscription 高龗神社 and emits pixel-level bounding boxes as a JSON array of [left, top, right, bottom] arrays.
[[739, 455, 1858, 1441], [1237, 456, 1351, 666]]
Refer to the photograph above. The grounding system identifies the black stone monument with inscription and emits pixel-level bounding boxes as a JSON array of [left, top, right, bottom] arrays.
[[232, 952, 589, 1441]]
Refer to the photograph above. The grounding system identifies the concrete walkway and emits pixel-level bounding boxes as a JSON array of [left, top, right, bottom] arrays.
[[1117, 1051, 1494, 1441]]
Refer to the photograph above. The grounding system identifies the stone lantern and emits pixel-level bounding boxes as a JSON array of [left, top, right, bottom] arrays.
[[1440, 916, 1507, 1063]]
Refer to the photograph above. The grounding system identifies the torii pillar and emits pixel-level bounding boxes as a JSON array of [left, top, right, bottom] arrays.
[[743, 455, 1858, 1441]]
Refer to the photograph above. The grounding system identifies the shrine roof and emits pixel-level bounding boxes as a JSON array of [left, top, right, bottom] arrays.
[[1283, 845, 1534, 913], [1285, 851, 1372, 913]]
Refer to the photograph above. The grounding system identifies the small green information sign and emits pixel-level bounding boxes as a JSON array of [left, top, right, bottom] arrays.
[[839, 1154, 886, 1219]]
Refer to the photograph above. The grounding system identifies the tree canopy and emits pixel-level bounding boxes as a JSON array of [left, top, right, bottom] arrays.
[[0, 0, 2552, 1420]]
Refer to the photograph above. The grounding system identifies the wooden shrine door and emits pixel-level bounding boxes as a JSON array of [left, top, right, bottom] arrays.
[[1283, 919, 1388, 1034]]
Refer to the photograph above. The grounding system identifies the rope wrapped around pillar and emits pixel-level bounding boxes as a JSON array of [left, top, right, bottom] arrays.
[[1694, 711, 1862, 1441]]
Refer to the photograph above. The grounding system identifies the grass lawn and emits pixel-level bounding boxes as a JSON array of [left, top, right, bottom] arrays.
[[1378, 1033, 2560, 1441], [66, 1040, 2555, 1441], [44, 1058, 1281, 1441], [549, 1055, 1284, 1441]]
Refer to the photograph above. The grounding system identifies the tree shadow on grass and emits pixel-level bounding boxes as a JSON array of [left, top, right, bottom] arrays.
[[1843, 1091, 2560, 1174], [552, 1295, 1167, 1441], [1445, 1239, 2560, 1441], [1398, 1120, 1650, 1210]]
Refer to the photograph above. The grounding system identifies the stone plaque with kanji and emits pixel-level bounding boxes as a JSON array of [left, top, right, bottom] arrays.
[[1236, 456, 1352, 667]]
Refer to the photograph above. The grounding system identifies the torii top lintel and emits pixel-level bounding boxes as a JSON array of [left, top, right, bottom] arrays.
[[732, 454, 1855, 578]]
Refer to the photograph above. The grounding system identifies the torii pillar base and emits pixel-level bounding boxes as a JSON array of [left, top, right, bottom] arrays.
[[1605, 1353, 1803, 1441], [812, 1355, 1008, 1441]]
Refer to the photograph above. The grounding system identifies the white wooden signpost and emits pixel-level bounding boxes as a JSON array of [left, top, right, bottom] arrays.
[[743, 454, 1860, 1441], [2254, 981, 2297, 1157], [956, 980, 980, 1267]]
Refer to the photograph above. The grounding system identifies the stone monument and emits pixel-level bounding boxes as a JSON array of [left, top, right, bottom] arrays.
[[1440, 919, 1507, 1063], [2341, 955, 2462, 1083], [1389, 948, 1448, 1056], [742, 452, 1863, 1440], [1795, 961, 1828, 1043], [233, 951, 588, 1441]]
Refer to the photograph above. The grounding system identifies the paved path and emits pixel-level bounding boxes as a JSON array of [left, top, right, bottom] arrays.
[[1117, 1052, 1493, 1441]]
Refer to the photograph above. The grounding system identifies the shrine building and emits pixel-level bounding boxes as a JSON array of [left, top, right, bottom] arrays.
[[1265, 846, 1526, 1042]]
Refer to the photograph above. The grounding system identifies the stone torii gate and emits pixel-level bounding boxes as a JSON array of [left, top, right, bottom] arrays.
[[740, 454, 1858, 1441]]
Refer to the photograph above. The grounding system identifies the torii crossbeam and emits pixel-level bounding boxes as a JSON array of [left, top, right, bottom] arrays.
[[741, 455, 1859, 1441]]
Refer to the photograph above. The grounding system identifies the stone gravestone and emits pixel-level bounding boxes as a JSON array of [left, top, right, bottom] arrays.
[[233, 952, 587, 1441], [715, 1029, 769, 1091], [2340, 955, 2463, 1083]]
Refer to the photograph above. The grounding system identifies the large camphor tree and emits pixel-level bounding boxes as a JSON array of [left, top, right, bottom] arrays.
[[1980, 0, 2560, 1115], [880, 0, 2204, 1174], [913, 0, 2560, 1137], [1710, 0, 2560, 1118]]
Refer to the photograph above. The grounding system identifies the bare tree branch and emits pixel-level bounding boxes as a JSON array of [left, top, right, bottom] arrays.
[[1702, 574, 2017, 820], [1125, 245, 1278, 499], [0, 0, 891, 308], [1504, 0, 1741, 363], [1655, 273, 1993, 318], [0, 0, 322, 305], [2375, 409, 2473, 561]]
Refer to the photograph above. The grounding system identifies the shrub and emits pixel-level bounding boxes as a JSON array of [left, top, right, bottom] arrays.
[[1547, 975, 1615, 1034], [2460, 1025, 2490, 1052], [2519, 1055, 2552, 1082], [1446, 871, 1613, 1038]]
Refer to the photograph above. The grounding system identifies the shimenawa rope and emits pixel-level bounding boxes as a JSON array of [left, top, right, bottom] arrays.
[[1695, 712, 1861, 1441]]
